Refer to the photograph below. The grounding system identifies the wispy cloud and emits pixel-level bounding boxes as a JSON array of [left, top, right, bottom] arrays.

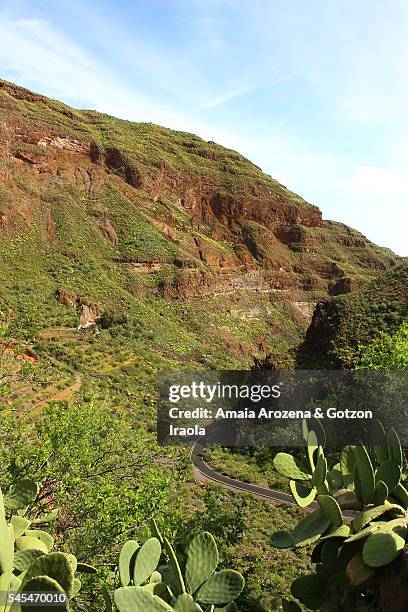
[[194, 84, 257, 111], [0, 10, 257, 153], [0, 15, 187, 125]]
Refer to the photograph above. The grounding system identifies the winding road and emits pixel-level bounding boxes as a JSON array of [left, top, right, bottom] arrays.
[[191, 443, 356, 518], [190, 440, 297, 505]]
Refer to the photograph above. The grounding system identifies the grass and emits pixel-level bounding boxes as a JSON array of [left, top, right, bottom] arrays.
[[204, 446, 290, 493], [0, 79, 405, 611]]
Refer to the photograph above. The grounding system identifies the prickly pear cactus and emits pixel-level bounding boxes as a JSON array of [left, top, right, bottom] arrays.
[[0, 479, 86, 610], [111, 525, 245, 611], [133, 538, 162, 586], [185, 532, 218, 594], [272, 422, 408, 611], [273, 425, 341, 514], [119, 540, 140, 586]]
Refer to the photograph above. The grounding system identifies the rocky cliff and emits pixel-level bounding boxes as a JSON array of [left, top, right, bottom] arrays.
[[0, 79, 401, 373]]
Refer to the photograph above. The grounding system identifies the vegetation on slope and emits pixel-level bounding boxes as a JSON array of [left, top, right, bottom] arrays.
[[297, 264, 408, 368], [0, 81, 406, 611]]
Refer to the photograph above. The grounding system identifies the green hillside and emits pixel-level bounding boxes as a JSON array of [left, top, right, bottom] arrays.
[[0, 80, 405, 610], [297, 263, 408, 368]]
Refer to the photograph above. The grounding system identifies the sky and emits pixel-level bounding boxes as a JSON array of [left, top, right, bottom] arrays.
[[0, 0, 407, 255]]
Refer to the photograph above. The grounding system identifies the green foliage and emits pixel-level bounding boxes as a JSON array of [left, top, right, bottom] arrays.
[[357, 320, 408, 369], [0, 400, 184, 555], [110, 526, 244, 611], [271, 423, 408, 610], [185, 532, 219, 594], [0, 479, 87, 608], [298, 265, 408, 368]]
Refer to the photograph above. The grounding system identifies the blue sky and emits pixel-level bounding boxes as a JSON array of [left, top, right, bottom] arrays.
[[0, 0, 407, 255]]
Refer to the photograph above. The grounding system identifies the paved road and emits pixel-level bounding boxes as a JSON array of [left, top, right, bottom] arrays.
[[190, 440, 299, 505], [191, 442, 356, 520]]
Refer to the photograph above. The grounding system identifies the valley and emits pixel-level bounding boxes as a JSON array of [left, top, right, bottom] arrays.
[[0, 80, 407, 611]]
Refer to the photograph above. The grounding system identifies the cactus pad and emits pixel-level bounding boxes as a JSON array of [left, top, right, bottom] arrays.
[[307, 430, 318, 470], [394, 483, 408, 509], [10, 515, 31, 537], [292, 510, 330, 547], [346, 522, 385, 543], [317, 495, 342, 527], [114, 586, 173, 611], [22, 576, 68, 611], [354, 446, 375, 505], [311, 450, 327, 488], [373, 480, 389, 505], [3, 479, 39, 510], [24, 552, 74, 598], [30, 508, 59, 525], [387, 428, 403, 467], [352, 503, 404, 532], [119, 540, 139, 586], [340, 446, 355, 476], [195, 570, 245, 605], [290, 480, 316, 508], [362, 528, 406, 567], [273, 453, 311, 480], [270, 530, 296, 549], [371, 420, 388, 462], [141, 581, 167, 597], [375, 460, 401, 492], [16, 535, 49, 555], [185, 531, 218, 594], [173, 593, 204, 611], [321, 524, 350, 540], [290, 572, 327, 609], [134, 537, 162, 586], [0, 490, 14, 575], [14, 549, 44, 572], [24, 529, 54, 552], [327, 468, 343, 491]]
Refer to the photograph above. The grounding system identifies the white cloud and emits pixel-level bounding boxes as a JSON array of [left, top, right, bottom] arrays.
[[194, 84, 256, 111], [350, 166, 408, 199]]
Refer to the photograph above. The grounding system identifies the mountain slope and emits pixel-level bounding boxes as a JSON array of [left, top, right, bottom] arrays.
[[0, 79, 398, 289], [297, 263, 408, 367], [0, 79, 403, 612], [0, 79, 400, 398]]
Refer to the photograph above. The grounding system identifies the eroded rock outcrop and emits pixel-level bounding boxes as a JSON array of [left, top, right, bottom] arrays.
[[0, 79, 400, 314]]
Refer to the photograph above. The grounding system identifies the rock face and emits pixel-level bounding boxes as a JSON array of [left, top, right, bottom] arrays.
[[0, 79, 401, 350], [78, 303, 102, 330]]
